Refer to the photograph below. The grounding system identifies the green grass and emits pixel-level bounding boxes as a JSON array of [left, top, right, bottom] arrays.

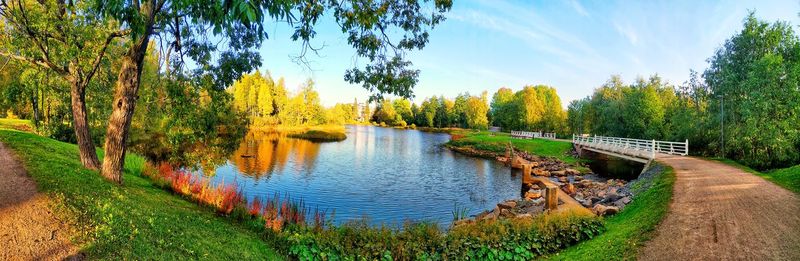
[[0, 124, 280, 259], [545, 164, 676, 260], [0, 118, 34, 131], [713, 158, 800, 194], [287, 129, 346, 142], [447, 131, 581, 164]]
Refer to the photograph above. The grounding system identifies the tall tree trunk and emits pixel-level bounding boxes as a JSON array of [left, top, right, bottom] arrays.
[[69, 78, 101, 170], [30, 90, 39, 128], [100, 39, 149, 183]]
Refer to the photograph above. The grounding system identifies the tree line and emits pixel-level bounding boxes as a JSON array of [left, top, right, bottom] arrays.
[[229, 71, 360, 127], [369, 92, 492, 130], [567, 13, 800, 170], [366, 84, 567, 134]]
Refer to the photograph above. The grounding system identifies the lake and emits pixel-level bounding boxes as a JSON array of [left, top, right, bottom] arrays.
[[200, 125, 521, 226]]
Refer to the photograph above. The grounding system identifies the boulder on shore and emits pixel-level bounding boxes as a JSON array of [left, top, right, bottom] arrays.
[[497, 201, 517, 209], [592, 204, 620, 216], [525, 191, 542, 200], [562, 183, 576, 196]]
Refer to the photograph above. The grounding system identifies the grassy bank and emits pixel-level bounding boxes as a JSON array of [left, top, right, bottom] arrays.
[[447, 131, 581, 164], [257, 125, 347, 142], [545, 164, 676, 260], [0, 124, 280, 259], [0, 118, 33, 132], [714, 158, 800, 194]]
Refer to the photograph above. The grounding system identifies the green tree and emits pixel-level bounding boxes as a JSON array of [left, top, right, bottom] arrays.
[[464, 92, 489, 130], [393, 98, 413, 124], [453, 93, 469, 127], [372, 99, 398, 125], [490, 87, 516, 130], [419, 97, 439, 127], [704, 13, 800, 168], [567, 98, 591, 134], [410, 103, 420, 126], [0, 0, 126, 169]]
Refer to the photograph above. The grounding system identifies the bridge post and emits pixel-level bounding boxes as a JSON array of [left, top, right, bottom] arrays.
[[685, 139, 689, 156], [651, 139, 656, 159], [545, 185, 558, 210]]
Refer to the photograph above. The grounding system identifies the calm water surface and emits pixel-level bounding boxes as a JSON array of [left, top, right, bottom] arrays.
[[203, 125, 521, 226]]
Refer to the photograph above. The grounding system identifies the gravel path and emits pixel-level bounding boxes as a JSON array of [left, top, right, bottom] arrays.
[[0, 142, 81, 260], [639, 155, 800, 260]]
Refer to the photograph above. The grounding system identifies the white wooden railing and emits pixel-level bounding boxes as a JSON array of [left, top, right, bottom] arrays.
[[511, 131, 557, 139], [572, 135, 688, 160]]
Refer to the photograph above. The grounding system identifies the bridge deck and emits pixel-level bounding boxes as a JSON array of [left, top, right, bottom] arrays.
[[572, 135, 688, 161]]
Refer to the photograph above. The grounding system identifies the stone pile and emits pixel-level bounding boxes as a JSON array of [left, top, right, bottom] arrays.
[[568, 178, 632, 216], [465, 197, 554, 224]]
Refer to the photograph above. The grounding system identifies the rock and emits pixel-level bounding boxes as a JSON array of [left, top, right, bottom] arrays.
[[475, 210, 491, 220], [515, 213, 532, 219], [531, 198, 545, 205], [551, 170, 566, 176], [533, 168, 550, 176], [497, 201, 517, 209], [525, 191, 542, 200], [580, 199, 593, 208], [613, 196, 632, 208], [500, 209, 514, 218], [483, 211, 498, 220], [574, 175, 584, 181], [453, 219, 474, 227], [565, 168, 581, 175], [558, 176, 568, 183], [562, 183, 576, 195], [597, 190, 607, 198], [592, 204, 620, 216]]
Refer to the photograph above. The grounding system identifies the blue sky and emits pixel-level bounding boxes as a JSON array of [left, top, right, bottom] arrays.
[[255, 0, 800, 107]]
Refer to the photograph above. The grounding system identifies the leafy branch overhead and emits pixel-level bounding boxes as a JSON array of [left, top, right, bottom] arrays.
[[91, 0, 451, 100]]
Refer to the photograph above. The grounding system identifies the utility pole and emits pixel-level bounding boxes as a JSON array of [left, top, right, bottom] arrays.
[[718, 95, 725, 158]]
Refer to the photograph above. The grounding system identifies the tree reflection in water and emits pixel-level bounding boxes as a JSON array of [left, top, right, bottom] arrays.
[[229, 130, 321, 180]]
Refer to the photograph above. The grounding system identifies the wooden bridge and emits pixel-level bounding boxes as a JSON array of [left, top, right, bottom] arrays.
[[572, 135, 688, 163]]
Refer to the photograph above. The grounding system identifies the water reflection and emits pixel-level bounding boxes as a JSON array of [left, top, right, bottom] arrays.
[[229, 130, 321, 179], [207, 125, 522, 226]]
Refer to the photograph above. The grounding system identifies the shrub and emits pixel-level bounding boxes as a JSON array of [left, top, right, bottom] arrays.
[[281, 211, 603, 260]]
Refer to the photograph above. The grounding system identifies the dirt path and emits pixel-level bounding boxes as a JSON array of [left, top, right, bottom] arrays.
[[639, 155, 800, 260], [0, 142, 81, 260]]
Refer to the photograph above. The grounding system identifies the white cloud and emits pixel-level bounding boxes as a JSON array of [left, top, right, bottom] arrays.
[[569, 0, 590, 17], [614, 22, 639, 46], [449, 5, 612, 75]]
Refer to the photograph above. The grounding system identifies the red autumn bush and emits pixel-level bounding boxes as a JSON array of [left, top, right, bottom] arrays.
[[142, 162, 326, 232]]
